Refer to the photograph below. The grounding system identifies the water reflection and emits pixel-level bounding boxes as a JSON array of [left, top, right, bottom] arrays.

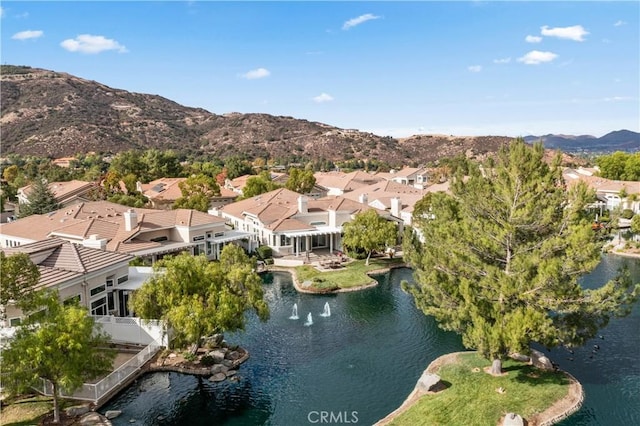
[[102, 258, 639, 426]]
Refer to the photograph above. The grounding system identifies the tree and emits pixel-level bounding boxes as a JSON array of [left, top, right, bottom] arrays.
[[173, 174, 221, 212], [242, 172, 282, 199], [1, 292, 115, 423], [403, 140, 639, 375], [631, 214, 640, 235], [596, 152, 640, 181], [342, 209, 397, 265], [0, 252, 40, 319], [130, 246, 269, 355], [18, 178, 60, 218], [224, 156, 253, 180], [285, 168, 316, 194]]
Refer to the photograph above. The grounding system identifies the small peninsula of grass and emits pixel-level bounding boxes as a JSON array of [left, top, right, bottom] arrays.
[[295, 257, 405, 291], [386, 352, 573, 426]]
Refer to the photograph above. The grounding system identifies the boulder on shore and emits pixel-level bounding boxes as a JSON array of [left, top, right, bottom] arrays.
[[417, 372, 441, 392], [502, 412, 524, 426], [530, 349, 554, 371]]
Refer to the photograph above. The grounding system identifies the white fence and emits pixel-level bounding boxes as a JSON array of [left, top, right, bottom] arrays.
[[38, 341, 161, 402], [36, 315, 166, 403], [93, 315, 168, 347]]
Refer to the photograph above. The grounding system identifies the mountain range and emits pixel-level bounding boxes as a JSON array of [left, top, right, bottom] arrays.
[[523, 130, 639, 153], [1, 65, 637, 165]]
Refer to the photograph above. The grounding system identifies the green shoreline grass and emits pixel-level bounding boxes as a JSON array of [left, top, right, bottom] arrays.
[[294, 257, 405, 290], [388, 352, 571, 426]]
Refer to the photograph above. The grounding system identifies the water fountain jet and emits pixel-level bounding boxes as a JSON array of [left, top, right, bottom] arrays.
[[304, 312, 313, 326], [289, 303, 299, 320], [320, 302, 331, 317]]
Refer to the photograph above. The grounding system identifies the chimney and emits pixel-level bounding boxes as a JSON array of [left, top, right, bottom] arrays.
[[358, 193, 368, 205], [328, 209, 337, 227], [391, 197, 401, 218], [135, 181, 143, 193], [124, 209, 138, 231], [297, 195, 308, 214], [82, 234, 107, 250]]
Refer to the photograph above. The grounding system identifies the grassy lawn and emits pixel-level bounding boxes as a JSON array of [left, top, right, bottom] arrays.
[[0, 395, 54, 426], [389, 352, 570, 426], [294, 257, 405, 290]]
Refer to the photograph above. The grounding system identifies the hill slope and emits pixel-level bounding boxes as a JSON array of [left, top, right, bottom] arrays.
[[0, 65, 618, 165]]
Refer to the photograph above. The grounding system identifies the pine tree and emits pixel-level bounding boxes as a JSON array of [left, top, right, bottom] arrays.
[[18, 178, 60, 218], [404, 139, 639, 374]]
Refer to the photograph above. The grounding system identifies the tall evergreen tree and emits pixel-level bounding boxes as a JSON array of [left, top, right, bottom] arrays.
[[18, 178, 59, 218], [404, 140, 639, 374]]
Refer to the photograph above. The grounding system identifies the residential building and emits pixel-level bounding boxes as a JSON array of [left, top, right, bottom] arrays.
[[342, 180, 450, 226], [563, 169, 640, 214], [0, 200, 250, 262], [313, 170, 385, 196], [1, 238, 134, 325], [18, 180, 97, 207], [139, 177, 186, 210], [212, 188, 395, 258]]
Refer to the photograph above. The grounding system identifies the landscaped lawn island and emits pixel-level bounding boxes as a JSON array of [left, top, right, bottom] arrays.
[[285, 256, 406, 293], [377, 352, 583, 426]]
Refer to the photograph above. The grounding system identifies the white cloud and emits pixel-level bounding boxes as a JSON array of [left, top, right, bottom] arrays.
[[312, 93, 334, 103], [493, 57, 511, 64], [342, 13, 380, 30], [525, 35, 542, 43], [517, 50, 558, 65], [11, 30, 43, 40], [0, 7, 4, 18], [468, 65, 482, 73], [603, 96, 633, 102], [241, 68, 270, 80], [614, 20, 626, 27], [61, 34, 127, 54], [540, 25, 589, 42], [15, 12, 29, 19]]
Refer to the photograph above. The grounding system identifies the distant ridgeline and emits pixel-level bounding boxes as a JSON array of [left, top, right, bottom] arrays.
[[524, 130, 640, 154]]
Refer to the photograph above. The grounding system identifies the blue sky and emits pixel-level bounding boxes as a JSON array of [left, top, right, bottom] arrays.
[[1, 1, 638, 138]]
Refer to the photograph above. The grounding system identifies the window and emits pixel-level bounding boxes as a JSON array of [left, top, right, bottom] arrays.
[[90, 284, 106, 297], [64, 295, 81, 306], [194, 243, 205, 256], [193, 235, 205, 241], [9, 317, 22, 327], [106, 276, 114, 287], [91, 298, 107, 316], [280, 235, 291, 246], [151, 236, 168, 242], [310, 221, 326, 226], [214, 232, 224, 237], [107, 291, 115, 312], [117, 275, 129, 285]]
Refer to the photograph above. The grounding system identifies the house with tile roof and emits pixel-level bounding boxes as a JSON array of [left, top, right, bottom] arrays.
[[1, 238, 134, 326], [18, 180, 97, 207], [212, 188, 396, 259], [341, 180, 450, 226], [386, 167, 430, 189], [313, 170, 385, 196], [138, 177, 239, 210], [563, 168, 640, 213], [0, 200, 251, 263]]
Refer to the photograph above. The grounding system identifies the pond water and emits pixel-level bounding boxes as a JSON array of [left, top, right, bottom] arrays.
[[102, 256, 640, 425]]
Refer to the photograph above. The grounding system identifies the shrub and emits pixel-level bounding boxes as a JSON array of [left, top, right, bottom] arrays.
[[621, 209, 634, 219], [256, 245, 273, 259]]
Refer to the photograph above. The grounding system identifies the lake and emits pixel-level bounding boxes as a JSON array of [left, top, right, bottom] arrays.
[[101, 255, 640, 425]]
